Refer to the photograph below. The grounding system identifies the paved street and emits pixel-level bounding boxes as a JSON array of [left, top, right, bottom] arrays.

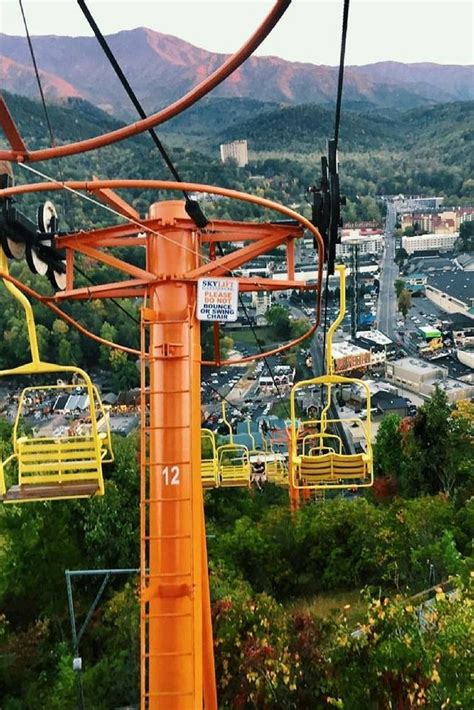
[[377, 202, 399, 340]]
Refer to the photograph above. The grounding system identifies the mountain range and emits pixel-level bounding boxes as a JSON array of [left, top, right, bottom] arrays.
[[0, 28, 473, 118]]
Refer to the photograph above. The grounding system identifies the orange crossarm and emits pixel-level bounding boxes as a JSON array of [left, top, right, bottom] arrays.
[[0, 178, 324, 258], [186, 233, 288, 279], [0, 0, 291, 163], [0, 179, 324, 368], [89, 179, 141, 221], [0, 95, 27, 153], [67, 242, 155, 282]]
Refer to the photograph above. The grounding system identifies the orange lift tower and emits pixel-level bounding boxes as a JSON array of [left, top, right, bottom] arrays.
[[0, 174, 324, 709]]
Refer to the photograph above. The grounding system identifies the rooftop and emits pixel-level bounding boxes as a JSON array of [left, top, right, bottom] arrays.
[[437, 378, 473, 393], [333, 342, 371, 358], [356, 329, 392, 346], [426, 271, 473, 303], [372, 391, 409, 411], [390, 357, 446, 375], [448, 312, 474, 329], [405, 256, 455, 272], [456, 253, 474, 269]]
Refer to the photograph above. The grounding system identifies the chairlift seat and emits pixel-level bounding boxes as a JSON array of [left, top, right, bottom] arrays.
[[0, 255, 111, 504], [1, 434, 104, 503], [298, 452, 370, 484], [201, 429, 219, 488], [218, 444, 250, 487]]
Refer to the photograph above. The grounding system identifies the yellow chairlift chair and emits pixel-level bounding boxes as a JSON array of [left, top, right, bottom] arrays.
[[0, 253, 112, 503], [289, 265, 374, 491], [261, 434, 288, 486], [201, 428, 219, 488], [245, 420, 288, 486], [216, 402, 250, 487]]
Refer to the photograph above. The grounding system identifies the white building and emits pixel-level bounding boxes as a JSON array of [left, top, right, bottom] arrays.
[[252, 291, 271, 316], [219, 140, 248, 167], [402, 232, 459, 255], [336, 229, 384, 258], [385, 357, 474, 402], [258, 365, 295, 392]]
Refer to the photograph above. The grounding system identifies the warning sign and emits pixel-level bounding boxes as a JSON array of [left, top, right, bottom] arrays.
[[197, 278, 238, 322]]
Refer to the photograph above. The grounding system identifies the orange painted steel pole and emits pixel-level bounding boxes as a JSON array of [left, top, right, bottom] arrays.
[[141, 200, 214, 708]]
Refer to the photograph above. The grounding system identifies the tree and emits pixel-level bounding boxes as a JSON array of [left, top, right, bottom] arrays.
[[394, 247, 409, 266], [397, 387, 473, 497], [374, 413, 404, 479], [456, 221, 474, 253], [290, 317, 310, 339], [397, 288, 412, 317], [394, 278, 405, 298], [265, 304, 291, 339]]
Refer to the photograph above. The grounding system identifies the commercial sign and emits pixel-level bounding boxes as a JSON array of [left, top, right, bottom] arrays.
[[197, 278, 239, 322]]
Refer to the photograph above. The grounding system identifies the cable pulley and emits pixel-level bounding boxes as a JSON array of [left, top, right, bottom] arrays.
[[309, 140, 346, 275], [0, 169, 66, 289]]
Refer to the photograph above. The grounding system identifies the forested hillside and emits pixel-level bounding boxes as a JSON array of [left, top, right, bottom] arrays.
[[0, 91, 471, 374], [2, 92, 472, 225]]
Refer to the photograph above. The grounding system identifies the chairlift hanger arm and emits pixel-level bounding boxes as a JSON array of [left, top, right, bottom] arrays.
[[0, 0, 292, 163]]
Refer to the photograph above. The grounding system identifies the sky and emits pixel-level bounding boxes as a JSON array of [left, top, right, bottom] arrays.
[[0, 0, 473, 66]]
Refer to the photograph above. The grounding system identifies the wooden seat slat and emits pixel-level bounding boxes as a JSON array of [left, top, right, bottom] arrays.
[[1, 481, 100, 502]]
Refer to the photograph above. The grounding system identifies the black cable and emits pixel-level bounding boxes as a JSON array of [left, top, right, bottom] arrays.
[[202, 382, 247, 426], [334, 0, 350, 151], [18, 0, 139, 333], [18, 0, 76, 229], [18, 0, 56, 150], [76, 0, 208, 229], [216, 243, 290, 418]]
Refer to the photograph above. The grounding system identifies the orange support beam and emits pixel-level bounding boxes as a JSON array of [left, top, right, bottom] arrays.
[[89, 178, 141, 221], [0, 96, 27, 153], [140, 201, 216, 709]]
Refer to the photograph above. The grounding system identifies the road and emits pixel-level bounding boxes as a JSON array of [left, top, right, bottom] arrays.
[[377, 202, 399, 340]]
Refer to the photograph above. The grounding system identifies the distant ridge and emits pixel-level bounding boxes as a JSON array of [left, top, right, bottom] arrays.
[[0, 28, 472, 118]]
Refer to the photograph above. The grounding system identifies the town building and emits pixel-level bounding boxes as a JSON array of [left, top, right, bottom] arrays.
[[371, 391, 410, 417], [337, 229, 384, 258], [396, 197, 444, 212], [252, 291, 271, 316], [425, 272, 474, 317], [385, 357, 474, 402], [219, 139, 248, 167], [404, 256, 455, 275], [449, 313, 474, 347], [404, 272, 427, 293], [258, 365, 295, 393], [402, 232, 459, 255], [400, 207, 473, 233], [332, 342, 371, 373]]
